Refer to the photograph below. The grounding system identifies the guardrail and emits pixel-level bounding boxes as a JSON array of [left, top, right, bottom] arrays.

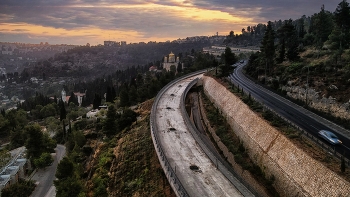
[[262, 102, 350, 167], [150, 69, 207, 197], [180, 79, 257, 197], [231, 79, 350, 167]]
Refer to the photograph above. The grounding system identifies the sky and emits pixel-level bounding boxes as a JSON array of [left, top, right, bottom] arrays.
[[0, 0, 341, 45]]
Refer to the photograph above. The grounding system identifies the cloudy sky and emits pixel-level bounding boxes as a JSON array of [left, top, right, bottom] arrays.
[[0, 0, 341, 45]]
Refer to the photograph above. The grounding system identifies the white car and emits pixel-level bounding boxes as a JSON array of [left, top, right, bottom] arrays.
[[318, 130, 342, 145]]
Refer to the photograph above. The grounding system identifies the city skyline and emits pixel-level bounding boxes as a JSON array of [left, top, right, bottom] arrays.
[[0, 0, 340, 45]]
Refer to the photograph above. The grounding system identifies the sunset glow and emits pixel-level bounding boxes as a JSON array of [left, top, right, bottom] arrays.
[[0, 0, 338, 45]]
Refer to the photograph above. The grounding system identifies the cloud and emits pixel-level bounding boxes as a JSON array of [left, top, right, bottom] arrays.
[[11, 29, 29, 32], [0, 0, 342, 44]]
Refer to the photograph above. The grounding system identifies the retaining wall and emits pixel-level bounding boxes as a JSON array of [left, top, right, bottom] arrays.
[[197, 93, 269, 197], [202, 76, 350, 197]]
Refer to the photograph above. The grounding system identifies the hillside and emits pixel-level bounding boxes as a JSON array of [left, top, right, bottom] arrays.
[[84, 99, 176, 197], [245, 47, 350, 128]]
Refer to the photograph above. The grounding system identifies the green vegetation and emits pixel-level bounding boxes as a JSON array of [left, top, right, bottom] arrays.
[[241, 0, 350, 131], [34, 152, 54, 169], [201, 89, 278, 196], [1, 179, 36, 197], [210, 76, 350, 183], [54, 157, 84, 197]]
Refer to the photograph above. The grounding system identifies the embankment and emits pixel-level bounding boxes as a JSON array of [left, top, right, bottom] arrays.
[[202, 76, 350, 197]]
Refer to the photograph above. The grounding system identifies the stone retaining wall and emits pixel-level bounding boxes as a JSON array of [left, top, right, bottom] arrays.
[[198, 93, 270, 197], [202, 76, 350, 197]]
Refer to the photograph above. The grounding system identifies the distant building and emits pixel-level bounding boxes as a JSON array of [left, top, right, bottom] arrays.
[[73, 91, 86, 106], [149, 66, 158, 72], [162, 52, 180, 72], [61, 89, 66, 103], [104, 41, 120, 47]]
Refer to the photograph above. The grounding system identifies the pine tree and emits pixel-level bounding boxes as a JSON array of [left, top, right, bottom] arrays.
[[260, 21, 275, 76], [68, 92, 78, 106], [92, 93, 101, 109], [105, 86, 113, 103], [103, 105, 118, 135], [334, 0, 350, 49], [59, 100, 66, 121], [310, 5, 334, 47]]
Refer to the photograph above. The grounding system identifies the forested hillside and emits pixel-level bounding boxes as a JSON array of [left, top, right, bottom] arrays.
[[242, 0, 350, 125]]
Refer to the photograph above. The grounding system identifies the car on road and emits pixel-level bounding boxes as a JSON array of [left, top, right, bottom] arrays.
[[318, 130, 342, 145]]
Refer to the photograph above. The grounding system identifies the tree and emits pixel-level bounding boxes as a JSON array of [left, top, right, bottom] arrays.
[[55, 157, 74, 180], [334, 0, 350, 32], [119, 89, 129, 107], [229, 30, 234, 37], [276, 20, 299, 61], [1, 179, 35, 197], [55, 177, 83, 197], [40, 103, 57, 118], [103, 105, 118, 135], [93, 93, 102, 109], [310, 5, 334, 47], [54, 157, 83, 197], [68, 92, 78, 106], [334, 0, 350, 49], [34, 152, 53, 169], [128, 85, 138, 105], [260, 21, 276, 76], [59, 100, 66, 121], [177, 62, 183, 73], [276, 38, 286, 63], [220, 47, 237, 77], [24, 124, 55, 160], [326, 26, 345, 63], [25, 124, 44, 159], [0, 115, 9, 137], [117, 108, 137, 131], [105, 86, 113, 103], [6, 109, 28, 129], [1, 108, 5, 117]]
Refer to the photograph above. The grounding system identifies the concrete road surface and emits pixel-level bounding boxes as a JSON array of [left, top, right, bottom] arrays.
[[30, 144, 66, 197]]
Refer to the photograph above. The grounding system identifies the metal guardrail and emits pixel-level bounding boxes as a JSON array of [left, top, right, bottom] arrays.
[[180, 79, 257, 197], [150, 69, 207, 197], [232, 81, 350, 167], [262, 102, 350, 167]]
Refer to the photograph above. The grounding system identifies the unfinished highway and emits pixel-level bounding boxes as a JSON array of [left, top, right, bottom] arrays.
[[150, 70, 254, 197]]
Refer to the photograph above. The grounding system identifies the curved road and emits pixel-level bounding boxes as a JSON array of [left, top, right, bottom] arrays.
[[152, 73, 253, 196], [229, 64, 350, 160], [30, 144, 66, 197]]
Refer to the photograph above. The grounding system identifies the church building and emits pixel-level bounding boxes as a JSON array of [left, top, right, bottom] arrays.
[[163, 52, 180, 72]]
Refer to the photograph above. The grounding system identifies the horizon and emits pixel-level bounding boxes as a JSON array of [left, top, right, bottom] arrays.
[[0, 0, 340, 45]]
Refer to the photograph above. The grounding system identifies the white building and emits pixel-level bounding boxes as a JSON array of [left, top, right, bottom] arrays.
[[162, 52, 180, 72]]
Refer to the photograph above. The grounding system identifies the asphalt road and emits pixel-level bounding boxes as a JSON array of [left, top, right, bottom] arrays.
[[30, 144, 66, 197], [229, 63, 350, 160]]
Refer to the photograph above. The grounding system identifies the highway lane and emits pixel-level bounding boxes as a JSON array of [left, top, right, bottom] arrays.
[[229, 64, 350, 160]]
